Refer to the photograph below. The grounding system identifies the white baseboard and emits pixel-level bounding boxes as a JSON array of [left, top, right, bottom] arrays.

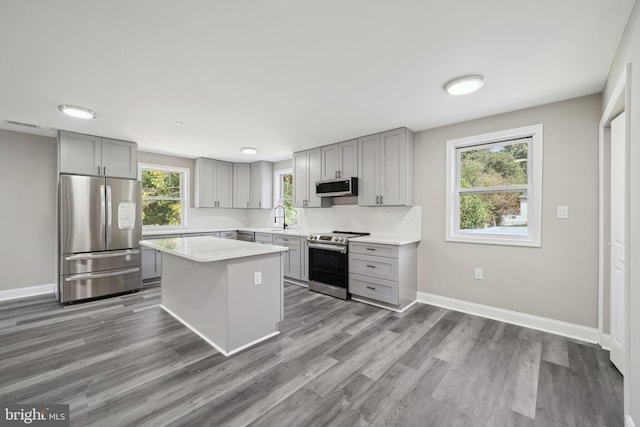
[[627, 414, 637, 427], [351, 297, 419, 313], [0, 283, 55, 302], [417, 291, 599, 344], [600, 333, 613, 351]]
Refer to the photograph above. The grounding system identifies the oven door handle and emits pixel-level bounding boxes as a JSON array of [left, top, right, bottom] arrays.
[[307, 242, 347, 254]]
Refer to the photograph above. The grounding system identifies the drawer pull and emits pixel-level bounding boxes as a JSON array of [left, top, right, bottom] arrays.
[[366, 248, 376, 251], [366, 265, 376, 268], [366, 286, 376, 290]]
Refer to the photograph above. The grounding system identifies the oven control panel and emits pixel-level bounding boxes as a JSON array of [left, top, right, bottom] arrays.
[[307, 235, 347, 244]]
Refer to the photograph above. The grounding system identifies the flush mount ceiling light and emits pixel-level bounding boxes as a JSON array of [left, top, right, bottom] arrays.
[[443, 75, 485, 96], [241, 147, 258, 155], [58, 104, 97, 119], [175, 121, 183, 126]]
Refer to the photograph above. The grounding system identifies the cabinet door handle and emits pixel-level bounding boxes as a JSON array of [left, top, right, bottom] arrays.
[[259, 201, 262, 208], [97, 166, 101, 175], [103, 166, 106, 175], [338, 170, 341, 178], [380, 195, 383, 205], [366, 248, 376, 251], [376, 196, 379, 204], [366, 265, 376, 268], [366, 286, 376, 290]]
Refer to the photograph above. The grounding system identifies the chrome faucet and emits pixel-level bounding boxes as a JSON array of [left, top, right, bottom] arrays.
[[274, 205, 287, 229]]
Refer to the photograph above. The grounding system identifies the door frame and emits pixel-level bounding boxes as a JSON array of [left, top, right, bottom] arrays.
[[598, 62, 631, 414]]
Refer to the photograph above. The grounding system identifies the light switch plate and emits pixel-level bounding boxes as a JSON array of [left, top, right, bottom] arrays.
[[254, 271, 262, 285], [557, 206, 569, 219], [474, 268, 483, 280]]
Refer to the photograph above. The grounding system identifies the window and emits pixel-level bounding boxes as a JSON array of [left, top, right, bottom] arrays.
[[274, 169, 299, 226], [446, 124, 543, 247], [139, 164, 189, 227]]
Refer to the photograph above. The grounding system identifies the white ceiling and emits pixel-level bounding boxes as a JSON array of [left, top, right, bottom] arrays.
[[0, 0, 635, 162]]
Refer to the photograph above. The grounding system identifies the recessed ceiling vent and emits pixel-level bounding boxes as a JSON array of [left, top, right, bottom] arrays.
[[5, 120, 40, 128]]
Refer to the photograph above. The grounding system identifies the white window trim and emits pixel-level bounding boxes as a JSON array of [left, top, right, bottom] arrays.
[[445, 124, 543, 247], [273, 167, 299, 228], [138, 163, 190, 229]]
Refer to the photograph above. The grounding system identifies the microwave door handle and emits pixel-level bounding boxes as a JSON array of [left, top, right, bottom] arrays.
[[106, 184, 112, 245]]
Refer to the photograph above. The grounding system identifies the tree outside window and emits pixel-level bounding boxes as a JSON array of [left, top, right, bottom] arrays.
[[446, 124, 543, 247], [275, 170, 299, 226], [139, 164, 188, 227]]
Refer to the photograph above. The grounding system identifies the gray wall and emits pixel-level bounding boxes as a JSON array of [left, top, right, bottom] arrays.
[[604, 1, 640, 422], [415, 93, 601, 327], [0, 129, 57, 291]]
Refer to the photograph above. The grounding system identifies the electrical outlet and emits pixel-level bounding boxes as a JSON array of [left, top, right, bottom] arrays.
[[254, 271, 262, 286], [474, 268, 483, 280]]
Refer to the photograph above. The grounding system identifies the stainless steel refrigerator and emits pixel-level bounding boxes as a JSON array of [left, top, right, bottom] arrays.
[[59, 174, 142, 303]]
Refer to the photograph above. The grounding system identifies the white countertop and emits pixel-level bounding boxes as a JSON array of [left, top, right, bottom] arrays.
[[349, 235, 421, 245], [140, 236, 288, 262], [143, 228, 238, 237], [143, 227, 314, 237], [142, 227, 419, 245]]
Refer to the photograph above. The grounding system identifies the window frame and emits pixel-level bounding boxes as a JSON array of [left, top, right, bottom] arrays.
[[445, 124, 543, 247], [273, 168, 299, 227], [138, 163, 189, 229]]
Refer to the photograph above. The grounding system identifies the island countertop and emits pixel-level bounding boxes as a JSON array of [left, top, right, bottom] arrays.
[[140, 236, 288, 263]]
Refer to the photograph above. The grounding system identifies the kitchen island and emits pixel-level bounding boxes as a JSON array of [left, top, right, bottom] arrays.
[[140, 236, 288, 356]]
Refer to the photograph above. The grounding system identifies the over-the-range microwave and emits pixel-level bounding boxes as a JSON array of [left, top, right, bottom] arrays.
[[315, 177, 358, 197]]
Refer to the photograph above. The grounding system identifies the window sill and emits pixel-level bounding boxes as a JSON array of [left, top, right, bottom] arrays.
[[446, 235, 541, 248]]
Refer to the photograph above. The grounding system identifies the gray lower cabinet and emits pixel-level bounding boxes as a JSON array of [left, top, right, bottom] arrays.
[[255, 233, 273, 244], [348, 241, 417, 311], [141, 234, 179, 280], [142, 246, 162, 280], [274, 235, 301, 280], [220, 230, 238, 239]]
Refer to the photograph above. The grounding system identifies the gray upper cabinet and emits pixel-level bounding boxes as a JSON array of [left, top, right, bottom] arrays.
[[250, 161, 273, 209], [293, 148, 326, 208], [101, 138, 138, 179], [194, 158, 233, 208], [358, 128, 414, 206], [233, 163, 251, 208], [59, 131, 137, 179], [321, 139, 357, 180], [216, 160, 233, 208]]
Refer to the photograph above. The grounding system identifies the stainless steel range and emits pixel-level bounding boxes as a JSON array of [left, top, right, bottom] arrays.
[[307, 231, 369, 300]]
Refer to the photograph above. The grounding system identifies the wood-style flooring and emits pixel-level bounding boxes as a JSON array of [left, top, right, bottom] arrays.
[[0, 283, 622, 426]]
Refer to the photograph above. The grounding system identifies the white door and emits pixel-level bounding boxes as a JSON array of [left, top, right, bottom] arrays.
[[610, 111, 626, 374]]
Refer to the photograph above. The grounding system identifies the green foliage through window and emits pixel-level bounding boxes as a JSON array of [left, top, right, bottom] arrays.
[[141, 168, 184, 226], [458, 141, 529, 231], [281, 174, 298, 225]]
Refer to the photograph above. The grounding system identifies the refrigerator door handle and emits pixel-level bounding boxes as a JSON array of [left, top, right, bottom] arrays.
[[64, 249, 141, 261], [100, 184, 106, 244], [106, 184, 113, 245], [64, 267, 141, 282]]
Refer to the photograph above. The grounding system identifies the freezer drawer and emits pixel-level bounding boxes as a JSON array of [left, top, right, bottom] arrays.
[[60, 266, 141, 303], [61, 249, 141, 275]]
